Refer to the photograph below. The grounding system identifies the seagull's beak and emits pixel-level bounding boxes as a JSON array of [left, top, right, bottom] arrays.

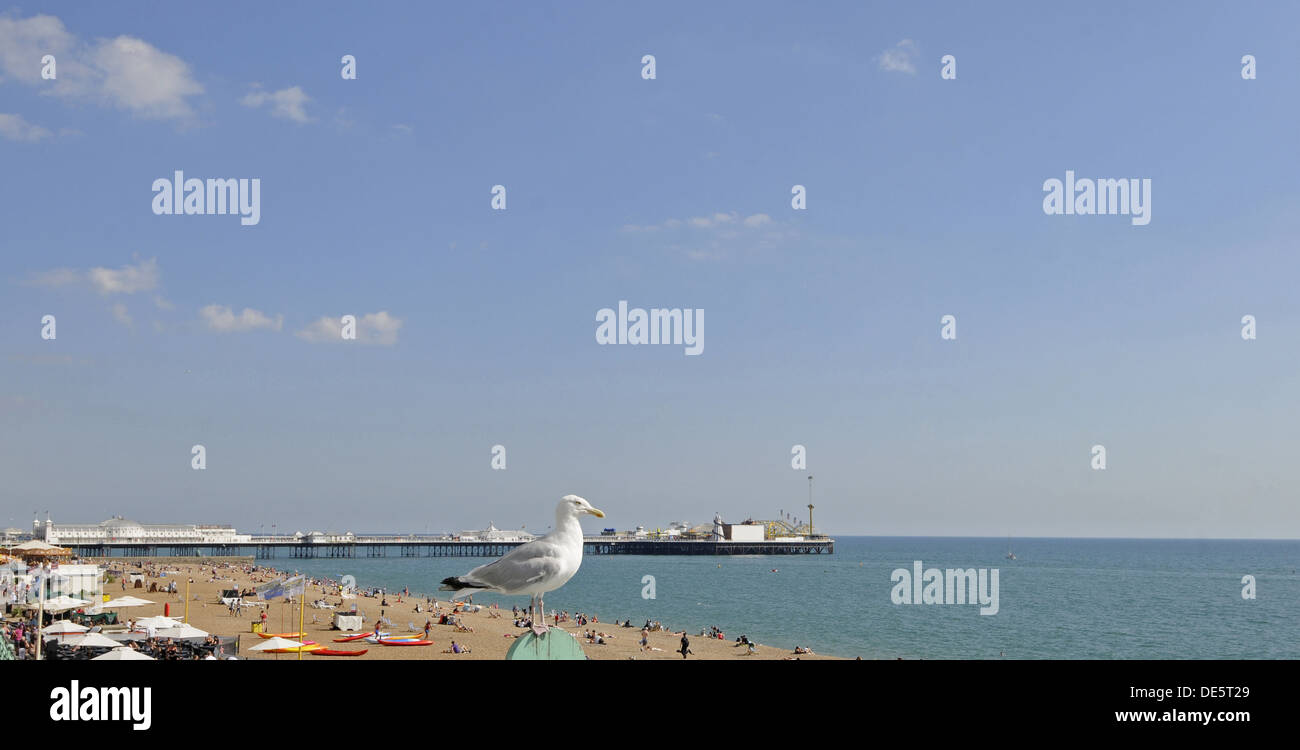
[[587, 507, 605, 518]]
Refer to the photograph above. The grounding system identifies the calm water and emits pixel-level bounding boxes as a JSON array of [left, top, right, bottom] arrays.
[[257, 537, 1300, 659]]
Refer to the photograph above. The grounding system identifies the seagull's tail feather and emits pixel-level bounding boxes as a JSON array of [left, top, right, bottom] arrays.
[[439, 576, 491, 600]]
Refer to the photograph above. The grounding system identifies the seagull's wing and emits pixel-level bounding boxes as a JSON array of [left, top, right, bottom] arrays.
[[440, 536, 571, 596]]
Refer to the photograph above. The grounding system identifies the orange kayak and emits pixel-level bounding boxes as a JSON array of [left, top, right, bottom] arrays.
[[333, 632, 373, 642]]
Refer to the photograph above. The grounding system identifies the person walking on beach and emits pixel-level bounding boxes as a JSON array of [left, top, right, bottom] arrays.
[[640, 627, 649, 651], [679, 633, 692, 659], [423, 620, 432, 640]]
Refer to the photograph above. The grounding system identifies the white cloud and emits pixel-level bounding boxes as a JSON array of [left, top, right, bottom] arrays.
[[0, 14, 77, 86], [296, 311, 403, 346], [625, 212, 772, 232], [88, 257, 159, 295], [199, 305, 283, 333], [23, 257, 160, 294], [110, 302, 132, 327], [90, 35, 204, 119], [0, 14, 203, 121], [0, 113, 51, 141], [241, 84, 312, 123], [295, 317, 340, 343], [878, 39, 919, 74], [621, 211, 797, 262]]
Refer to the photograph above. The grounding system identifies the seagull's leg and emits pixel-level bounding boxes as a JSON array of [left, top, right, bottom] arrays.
[[531, 591, 549, 636]]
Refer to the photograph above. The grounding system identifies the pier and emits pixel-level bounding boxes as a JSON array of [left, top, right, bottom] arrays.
[[60, 536, 833, 559]]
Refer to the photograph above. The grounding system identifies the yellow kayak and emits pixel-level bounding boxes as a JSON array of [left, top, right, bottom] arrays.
[[257, 631, 307, 639]]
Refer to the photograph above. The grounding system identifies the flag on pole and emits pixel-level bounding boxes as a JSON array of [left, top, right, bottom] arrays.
[[257, 578, 286, 600], [284, 575, 306, 597]]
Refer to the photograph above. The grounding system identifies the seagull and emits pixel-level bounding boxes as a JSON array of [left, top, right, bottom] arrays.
[[440, 495, 604, 634]]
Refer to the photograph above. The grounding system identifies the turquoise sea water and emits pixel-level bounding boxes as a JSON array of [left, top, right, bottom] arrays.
[[257, 537, 1300, 659]]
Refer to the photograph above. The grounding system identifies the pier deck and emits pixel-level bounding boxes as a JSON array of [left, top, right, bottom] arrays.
[[62, 537, 833, 558]]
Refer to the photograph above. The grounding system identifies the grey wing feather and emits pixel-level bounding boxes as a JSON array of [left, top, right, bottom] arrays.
[[461, 539, 566, 592]]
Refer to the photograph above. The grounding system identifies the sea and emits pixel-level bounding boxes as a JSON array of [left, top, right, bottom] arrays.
[[256, 537, 1300, 659]]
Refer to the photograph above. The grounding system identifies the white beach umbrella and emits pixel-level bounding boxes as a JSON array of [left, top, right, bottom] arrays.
[[100, 596, 154, 608], [43, 595, 91, 613], [60, 632, 122, 648], [135, 616, 182, 629], [156, 624, 208, 639], [43, 620, 88, 635], [247, 636, 304, 652], [92, 647, 155, 661]]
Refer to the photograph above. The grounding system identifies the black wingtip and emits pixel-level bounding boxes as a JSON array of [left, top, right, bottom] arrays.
[[439, 576, 489, 591]]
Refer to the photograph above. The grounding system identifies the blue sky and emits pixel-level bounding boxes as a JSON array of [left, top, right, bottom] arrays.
[[3, 1, 1299, 537]]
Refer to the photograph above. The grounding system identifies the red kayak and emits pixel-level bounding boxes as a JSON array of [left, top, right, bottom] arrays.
[[310, 648, 369, 657], [378, 639, 432, 646], [333, 632, 374, 643]]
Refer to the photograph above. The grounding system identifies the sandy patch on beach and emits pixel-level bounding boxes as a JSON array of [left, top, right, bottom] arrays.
[[95, 562, 837, 661]]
